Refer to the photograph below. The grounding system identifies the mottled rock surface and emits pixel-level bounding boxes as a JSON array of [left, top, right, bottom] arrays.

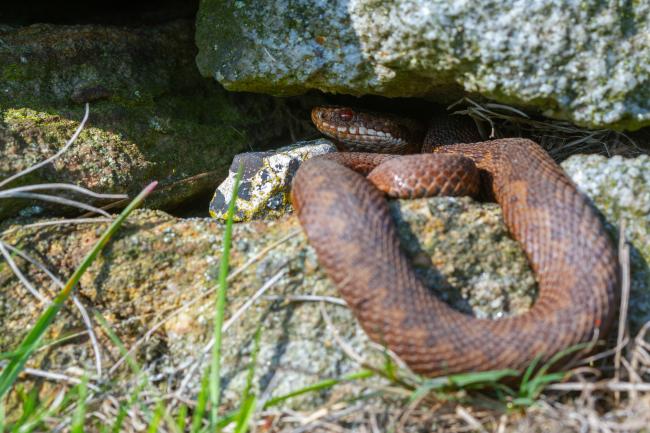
[[210, 139, 335, 222], [563, 154, 650, 330], [196, 0, 650, 130], [0, 198, 536, 411], [1, 152, 649, 412], [0, 21, 302, 219]]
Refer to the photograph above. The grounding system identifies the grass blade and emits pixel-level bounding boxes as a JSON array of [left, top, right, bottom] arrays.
[[70, 377, 88, 433], [233, 396, 257, 433], [110, 404, 129, 433], [191, 372, 210, 433], [449, 369, 519, 388], [175, 404, 187, 432], [146, 401, 165, 433], [209, 164, 244, 429], [0, 396, 4, 433], [262, 370, 374, 409], [519, 356, 541, 391], [243, 326, 262, 403], [0, 181, 157, 399], [233, 325, 262, 433], [410, 369, 519, 403], [536, 342, 592, 379], [94, 312, 141, 375], [517, 342, 592, 404], [11, 387, 73, 433], [409, 377, 450, 403]]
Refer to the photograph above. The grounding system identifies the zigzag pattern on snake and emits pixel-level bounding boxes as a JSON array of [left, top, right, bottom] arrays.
[[290, 106, 620, 377]]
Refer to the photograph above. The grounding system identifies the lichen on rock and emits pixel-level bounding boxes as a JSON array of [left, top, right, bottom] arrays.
[[209, 139, 336, 222]]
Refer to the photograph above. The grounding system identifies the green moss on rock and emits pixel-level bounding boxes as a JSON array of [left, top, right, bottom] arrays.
[[0, 21, 296, 220]]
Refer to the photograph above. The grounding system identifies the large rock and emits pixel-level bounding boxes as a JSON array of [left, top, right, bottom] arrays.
[[1, 152, 648, 416], [0, 21, 302, 220], [0, 198, 536, 414], [196, 0, 650, 130]]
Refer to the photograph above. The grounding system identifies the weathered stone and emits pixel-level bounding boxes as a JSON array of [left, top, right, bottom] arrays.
[[0, 197, 536, 411], [562, 154, 650, 330], [196, 0, 650, 130], [0, 152, 648, 414], [0, 21, 301, 220], [209, 139, 336, 222]]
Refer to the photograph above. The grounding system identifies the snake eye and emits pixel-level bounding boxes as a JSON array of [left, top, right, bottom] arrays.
[[339, 109, 354, 121]]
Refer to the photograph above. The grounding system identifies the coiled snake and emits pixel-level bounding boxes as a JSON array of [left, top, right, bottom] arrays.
[[291, 106, 620, 377]]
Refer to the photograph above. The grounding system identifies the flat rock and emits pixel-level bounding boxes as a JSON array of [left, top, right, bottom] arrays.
[[0, 198, 535, 412], [196, 0, 650, 130], [0, 152, 648, 413]]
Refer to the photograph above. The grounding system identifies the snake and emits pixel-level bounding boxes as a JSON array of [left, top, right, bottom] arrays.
[[290, 106, 620, 377]]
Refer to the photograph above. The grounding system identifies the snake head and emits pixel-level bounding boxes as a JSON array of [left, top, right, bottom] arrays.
[[311, 106, 425, 154]]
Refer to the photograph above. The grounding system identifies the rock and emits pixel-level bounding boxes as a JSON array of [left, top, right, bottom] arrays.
[[0, 197, 535, 411], [0, 21, 303, 220], [209, 139, 336, 222], [562, 154, 650, 330], [1, 152, 648, 414], [196, 0, 650, 130], [210, 143, 650, 328]]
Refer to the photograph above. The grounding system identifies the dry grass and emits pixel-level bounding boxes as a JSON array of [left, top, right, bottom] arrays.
[[449, 97, 646, 161]]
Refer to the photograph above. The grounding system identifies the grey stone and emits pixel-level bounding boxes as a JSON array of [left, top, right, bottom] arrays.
[[196, 0, 650, 130], [562, 153, 650, 330], [209, 139, 336, 221]]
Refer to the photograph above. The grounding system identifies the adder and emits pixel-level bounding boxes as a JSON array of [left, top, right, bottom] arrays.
[[290, 106, 620, 377]]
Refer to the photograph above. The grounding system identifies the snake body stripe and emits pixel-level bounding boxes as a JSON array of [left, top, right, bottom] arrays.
[[291, 106, 619, 377]]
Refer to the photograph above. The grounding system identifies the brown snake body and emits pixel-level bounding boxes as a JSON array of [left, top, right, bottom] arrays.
[[291, 106, 620, 377]]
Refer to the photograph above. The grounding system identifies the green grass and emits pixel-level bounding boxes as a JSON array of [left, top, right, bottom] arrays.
[[70, 376, 88, 433], [511, 342, 593, 408], [209, 163, 244, 430], [262, 369, 375, 409], [233, 324, 262, 433], [191, 372, 210, 433]]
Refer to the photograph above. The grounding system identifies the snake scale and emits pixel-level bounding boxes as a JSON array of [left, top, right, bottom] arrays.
[[291, 106, 620, 377]]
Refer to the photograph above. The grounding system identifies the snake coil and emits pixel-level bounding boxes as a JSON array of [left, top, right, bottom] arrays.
[[291, 106, 619, 377]]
